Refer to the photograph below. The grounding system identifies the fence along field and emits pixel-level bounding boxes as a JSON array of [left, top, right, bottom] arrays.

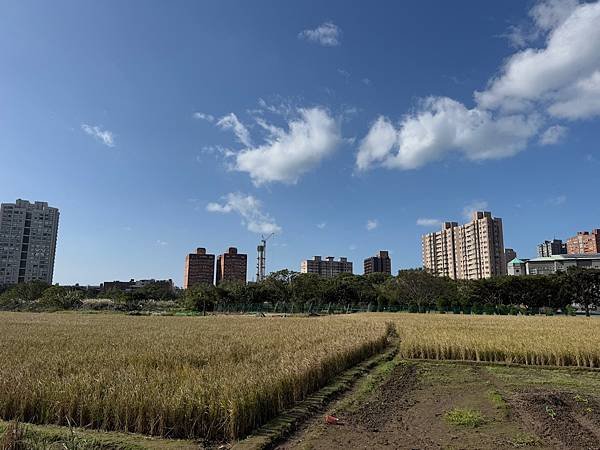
[[383, 313, 600, 367], [0, 313, 390, 440]]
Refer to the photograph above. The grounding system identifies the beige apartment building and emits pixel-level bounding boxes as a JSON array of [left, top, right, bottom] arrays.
[[301, 256, 353, 278], [422, 211, 506, 280]]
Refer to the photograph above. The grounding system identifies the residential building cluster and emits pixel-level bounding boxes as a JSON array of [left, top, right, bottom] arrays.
[[537, 239, 567, 257], [3, 197, 599, 289], [183, 247, 247, 287], [509, 228, 600, 276], [421, 210, 600, 279]]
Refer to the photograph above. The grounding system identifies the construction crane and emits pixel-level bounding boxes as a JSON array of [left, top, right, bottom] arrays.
[[256, 233, 275, 282]]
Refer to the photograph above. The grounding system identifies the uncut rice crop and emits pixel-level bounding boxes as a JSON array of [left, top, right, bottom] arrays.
[[376, 313, 600, 368], [0, 313, 390, 440]]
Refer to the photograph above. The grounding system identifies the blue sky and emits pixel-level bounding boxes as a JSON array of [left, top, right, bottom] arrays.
[[2, 0, 600, 286]]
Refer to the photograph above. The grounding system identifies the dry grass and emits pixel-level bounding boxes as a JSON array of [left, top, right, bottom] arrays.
[[377, 313, 600, 367], [0, 313, 390, 441]]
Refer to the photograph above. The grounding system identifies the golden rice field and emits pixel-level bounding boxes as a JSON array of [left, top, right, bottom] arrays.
[[384, 313, 600, 367], [0, 313, 390, 440], [1, 312, 600, 442]]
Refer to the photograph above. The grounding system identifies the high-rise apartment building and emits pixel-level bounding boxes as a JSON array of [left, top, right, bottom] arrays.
[[0, 199, 59, 285], [504, 248, 517, 265], [422, 211, 505, 280], [537, 239, 567, 257], [301, 256, 353, 278], [183, 248, 215, 288], [566, 230, 600, 254], [216, 247, 247, 285], [364, 251, 392, 275]]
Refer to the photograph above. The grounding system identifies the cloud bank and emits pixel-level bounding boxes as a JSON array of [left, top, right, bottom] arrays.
[[357, 0, 600, 171]]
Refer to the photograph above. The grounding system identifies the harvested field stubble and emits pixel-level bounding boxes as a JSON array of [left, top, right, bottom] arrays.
[[0, 313, 390, 440]]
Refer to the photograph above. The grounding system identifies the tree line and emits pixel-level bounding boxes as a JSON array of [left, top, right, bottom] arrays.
[[1, 268, 599, 315]]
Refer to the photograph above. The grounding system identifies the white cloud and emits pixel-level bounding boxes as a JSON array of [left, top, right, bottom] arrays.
[[358, 1, 600, 172], [476, 1, 600, 118], [366, 219, 378, 231], [216, 113, 252, 147], [362, 78, 372, 86], [337, 68, 350, 79], [81, 124, 115, 147], [298, 21, 341, 46], [206, 192, 281, 234], [193, 112, 215, 122], [317, 222, 327, 229], [501, 25, 536, 49], [503, 0, 580, 48], [357, 98, 540, 170], [156, 240, 168, 246], [530, 0, 580, 32], [235, 107, 342, 185], [539, 124, 568, 145], [416, 218, 442, 227], [546, 194, 567, 206], [548, 71, 600, 119], [463, 200, 489, 220]]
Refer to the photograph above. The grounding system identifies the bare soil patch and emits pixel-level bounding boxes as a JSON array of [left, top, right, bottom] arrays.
[[278, 360, 600, 450], [512, 391, 600, 450]]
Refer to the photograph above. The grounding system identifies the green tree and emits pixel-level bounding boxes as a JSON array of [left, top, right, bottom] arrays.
[[560, 268, 600, 316], [38, 286, 83, 310], [184, 284, 218, 314]]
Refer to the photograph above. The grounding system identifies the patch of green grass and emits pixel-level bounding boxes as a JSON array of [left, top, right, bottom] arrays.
[[488, 389, 507, 409], [0, 420, 195, 450], [418, 361, 474, 385], [485, 365, 600, 395], [0, 421, 121, 450], [545, 405, 557, 419], [337, 358, 402, 413], [444, 408, 486, 428], [508, 432, 541, 448]]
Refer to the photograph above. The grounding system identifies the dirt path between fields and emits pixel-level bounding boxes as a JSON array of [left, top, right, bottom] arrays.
[[276, 361, 600, 450]]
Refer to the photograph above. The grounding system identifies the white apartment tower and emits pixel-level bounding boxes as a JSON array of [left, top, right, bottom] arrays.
[[422, 211, 506, 280], [0, 199, 60, 285]]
